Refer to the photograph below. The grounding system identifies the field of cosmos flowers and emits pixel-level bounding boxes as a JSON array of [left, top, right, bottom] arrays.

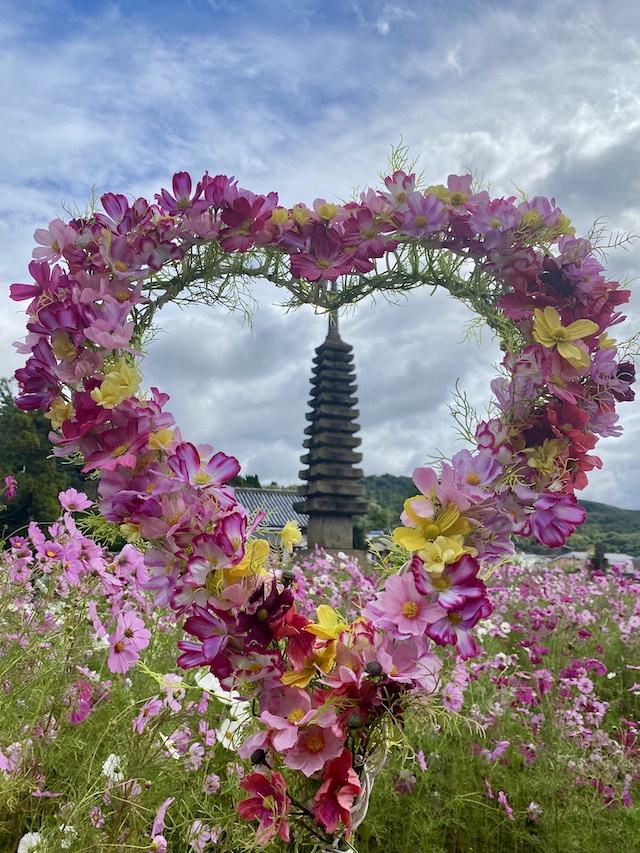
[[1, 490, 638, 852]]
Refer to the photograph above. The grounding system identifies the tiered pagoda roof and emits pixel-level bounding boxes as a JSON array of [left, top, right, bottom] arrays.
[[294, 319, 368, 534]]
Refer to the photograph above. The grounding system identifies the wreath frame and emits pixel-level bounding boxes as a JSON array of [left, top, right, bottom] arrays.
[[11, 159, 636, 848]]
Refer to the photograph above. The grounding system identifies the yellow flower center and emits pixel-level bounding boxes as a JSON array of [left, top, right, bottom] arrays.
[[413, 215, 427, 227], [402, 601, 419, 619], [262, 795, 276, 812], [305, 734, 325, 753], [192, 471, 212, 486], [288, 708, 305, 724], [450, 191, 467, 205], [465, 472, 481, 486], [256, 607, 269, 622], [447, 612, 463, 626], [432, 576, 451, 591]]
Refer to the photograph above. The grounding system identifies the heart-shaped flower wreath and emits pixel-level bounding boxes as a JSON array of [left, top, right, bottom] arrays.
[[12, 165, 635, 848]]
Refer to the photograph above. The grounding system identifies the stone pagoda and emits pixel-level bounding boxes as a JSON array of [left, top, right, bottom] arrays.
[[294, 315, 368, 550]]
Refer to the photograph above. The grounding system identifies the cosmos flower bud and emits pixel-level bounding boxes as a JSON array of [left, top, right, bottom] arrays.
[[281, 568, 296, 587], [365, 661, 383, 678], [250, 748, 268, 766]]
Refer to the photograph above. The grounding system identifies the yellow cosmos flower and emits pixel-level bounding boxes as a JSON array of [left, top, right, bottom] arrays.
[[292, 204, 312, 225], [222, 539, 270, 584], [119, 522, 142, 542], [281, 646, 335, 688], [148, 429, 175, 451], [44, 396, 75, 430], [418, 535, 468, 575], [316, 202, 340, 221], [270, 207, 292, 226], [524, 438, 566, 477], [532, 306, 598, 370], [51, 331, 78, 362], [90, 362, 141, 409], [279, 520, 302, 552], [426, 183, 468, 207], [599, 332, 617, 351], [392, 501, 471, 553], [305, 605, 348, 642]]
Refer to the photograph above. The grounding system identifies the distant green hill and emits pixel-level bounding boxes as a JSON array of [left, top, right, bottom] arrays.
[[359, 475, 640, 557]]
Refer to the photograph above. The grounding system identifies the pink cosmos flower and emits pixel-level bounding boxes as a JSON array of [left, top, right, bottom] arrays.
[[187, 820, 214, 852], [364, 634, 441, 690], [203, 773, 220, 795], [289, 223, 356, 282], [4, 475, 17, 499], [167, 441, 240, 490], [151, 797, 176, 836], [32, 218, 78, 263], [362, 572, 441, 640], [58, 489, 92, 512], [397, 191, 448, 238], [155, 172, 209, 217], [237, 771, 291, 845], [133, 696, 163, 734], [312, 749, 362, 836], [259, 687, 337, 752], [107, 635, 141, 674], [107, 611, 151, 673], [498, 790, 515, 820], [380, 170, 417, 210], [282, 724, 344, 776]]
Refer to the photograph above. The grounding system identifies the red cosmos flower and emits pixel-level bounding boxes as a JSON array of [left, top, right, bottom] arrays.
[[237, 771, 291, 845], [312, 749, 362, 836]]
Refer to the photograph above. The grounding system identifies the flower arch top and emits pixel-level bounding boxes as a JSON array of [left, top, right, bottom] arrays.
[[12, 167, 634, 561]]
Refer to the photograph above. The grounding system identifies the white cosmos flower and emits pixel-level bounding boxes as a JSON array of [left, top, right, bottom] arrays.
[[194, 671, 241, 706], [101, 753, 125, 781], [216, 716, 247, 750], [17, 832, 44, 853], [157, 732, 180, 760]]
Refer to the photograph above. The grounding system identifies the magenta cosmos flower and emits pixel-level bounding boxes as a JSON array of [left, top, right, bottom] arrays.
[[529, 492, 587, 547], [237, 771, 291, 845], [411, 553, 487, 611]]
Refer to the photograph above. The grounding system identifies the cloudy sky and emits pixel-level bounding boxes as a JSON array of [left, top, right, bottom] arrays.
[[2, 0, 640, 508]]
